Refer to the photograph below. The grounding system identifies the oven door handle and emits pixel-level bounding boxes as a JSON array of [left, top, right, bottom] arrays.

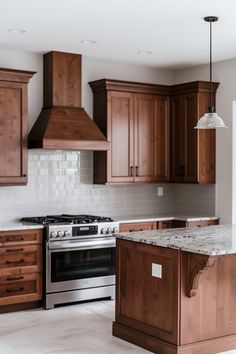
[[48, 237, 116, 251]]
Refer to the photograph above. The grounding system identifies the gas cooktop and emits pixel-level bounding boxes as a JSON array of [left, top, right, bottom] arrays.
[[20, 214, 114, 225]]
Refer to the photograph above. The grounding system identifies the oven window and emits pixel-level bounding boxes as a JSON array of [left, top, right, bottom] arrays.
[[51, 248, 115, 282]]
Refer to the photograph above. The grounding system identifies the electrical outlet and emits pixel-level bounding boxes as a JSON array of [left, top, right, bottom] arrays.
[[157, 186, 163, 197]]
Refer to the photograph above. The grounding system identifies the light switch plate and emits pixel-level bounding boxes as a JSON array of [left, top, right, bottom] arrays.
[[152, 263, 162, 278], [157, 186, 163, 197]]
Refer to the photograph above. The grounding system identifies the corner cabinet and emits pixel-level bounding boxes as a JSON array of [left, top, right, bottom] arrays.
[[89, 79, 170, 184], [0, 68, 35, 185], [170, 81, 219, 183]]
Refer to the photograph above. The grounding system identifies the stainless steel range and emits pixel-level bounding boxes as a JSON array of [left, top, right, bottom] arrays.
[[21, 214, 119, 309]]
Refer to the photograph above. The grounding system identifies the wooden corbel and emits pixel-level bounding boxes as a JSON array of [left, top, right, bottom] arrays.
[[187, 253, 216, 297]]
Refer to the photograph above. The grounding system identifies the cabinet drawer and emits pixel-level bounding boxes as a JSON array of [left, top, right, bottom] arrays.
[[158, 220, 174, 229], [0, 273, 42, 305], [186, 220, 219, 228], [0, 229, 42, 247], [0, 245, 42, 276], [119, 222, 157, 233]]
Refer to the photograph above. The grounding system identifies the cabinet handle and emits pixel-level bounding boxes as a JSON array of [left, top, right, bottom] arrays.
[[197, 225, 201, 227], [6, 259, 24, 264], [6, 237, 24, 242], [6, 248, 24, 252], [6, 287, 24, 293], [129, 229, 134, 232], [130, 166, 133, 177], [135, 166, 139, 176], [6, 276, 24, 281], [22, 174, 27, 177]]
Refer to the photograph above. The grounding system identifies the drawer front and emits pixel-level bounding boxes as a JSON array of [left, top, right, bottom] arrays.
[[158, 220, 174, 229], [0, 245, 42, 276], [0, 229, 42, 247], [0, 273, 42, 305], [186, 219, 219, 228], [119, 222, 157, 233]]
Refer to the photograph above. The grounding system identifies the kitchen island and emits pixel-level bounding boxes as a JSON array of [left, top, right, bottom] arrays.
[[113, 225, 236, 354]]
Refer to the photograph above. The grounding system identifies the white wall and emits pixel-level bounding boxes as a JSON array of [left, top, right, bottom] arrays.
[[173, 58, 236, 224]]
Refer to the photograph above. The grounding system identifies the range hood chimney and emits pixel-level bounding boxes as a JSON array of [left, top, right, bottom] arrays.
[[29, 51, 110, 150]]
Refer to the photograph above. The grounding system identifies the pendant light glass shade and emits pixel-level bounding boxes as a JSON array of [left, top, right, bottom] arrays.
[[194, 16, 227, 129], [194, 112, 227, 129]]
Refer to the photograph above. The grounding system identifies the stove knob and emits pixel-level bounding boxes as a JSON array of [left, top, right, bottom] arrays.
[[107, 227, 112, 234], [57, 231, 63, 237], [64, 230, 70, 237], [50, 231, 57, 239], [112, 227, 119, 234], [101, 228, 107, 234]]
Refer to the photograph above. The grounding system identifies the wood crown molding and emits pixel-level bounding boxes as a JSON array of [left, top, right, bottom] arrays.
[[0, 68, 36, 83], [89, 78, 171, 95], [89, 79, 219, 96]]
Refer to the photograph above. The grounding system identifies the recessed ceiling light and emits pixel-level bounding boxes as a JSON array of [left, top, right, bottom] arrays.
[[81, 39, 97, 45], [8, 28, 27, 34], [137, 50, 152, 55]]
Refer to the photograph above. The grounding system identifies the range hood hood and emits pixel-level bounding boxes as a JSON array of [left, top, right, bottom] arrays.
[[28, 51, 109, 151]]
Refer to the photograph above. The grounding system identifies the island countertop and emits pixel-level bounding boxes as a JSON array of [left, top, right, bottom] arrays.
[[116, 224, 236, 256]]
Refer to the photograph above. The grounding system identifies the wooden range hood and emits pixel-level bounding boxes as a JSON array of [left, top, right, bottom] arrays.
[[28, 51, 110, 150]]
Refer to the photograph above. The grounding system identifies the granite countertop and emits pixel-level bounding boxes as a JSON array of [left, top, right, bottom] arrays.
[[116, 224, 236, 256], [0, 222, 44, 231], [115, 214, 219, 223]]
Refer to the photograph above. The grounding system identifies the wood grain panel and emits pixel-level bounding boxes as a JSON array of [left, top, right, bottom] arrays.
[[180, 252, 236, 345], [0, 69, 34, 185], [119, 222, 157, 232], [134, 94, 156, 182], [107, 91, 134, 182], [155, 96, 170, 181], [0, 229, 42, 247], [0, 245, 42, 276], [0, 273, 42, 305], [43, 51, 81, 108], [197, 92, 216, 183], [115, 239, 180, 344]]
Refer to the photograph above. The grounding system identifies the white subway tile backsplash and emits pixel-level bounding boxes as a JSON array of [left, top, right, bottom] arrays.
[[0, 150, 216, 223]]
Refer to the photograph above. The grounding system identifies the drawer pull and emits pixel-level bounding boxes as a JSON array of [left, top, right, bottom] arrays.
[[6, 259, 24, 264], [6, 276, 24, 281], [6, 287, 23, 293], [6, 248, 24, 252], [6, 237, 24, 242]]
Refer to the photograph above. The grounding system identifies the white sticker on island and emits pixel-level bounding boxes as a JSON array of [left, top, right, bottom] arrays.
[[152, 263, 162, 278]]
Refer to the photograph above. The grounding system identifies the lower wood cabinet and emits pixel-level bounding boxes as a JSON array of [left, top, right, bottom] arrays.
[[119, 219, 219, 233], [0, 229, 42, 311], [174, 219, 219, 228], [119, 222, 157, 233]]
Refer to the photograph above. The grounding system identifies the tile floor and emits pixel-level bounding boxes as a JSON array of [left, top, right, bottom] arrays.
[[0, 300, 151, 354]]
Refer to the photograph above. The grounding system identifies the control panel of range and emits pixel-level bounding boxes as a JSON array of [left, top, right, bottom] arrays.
[[47, 222, 119, 242]]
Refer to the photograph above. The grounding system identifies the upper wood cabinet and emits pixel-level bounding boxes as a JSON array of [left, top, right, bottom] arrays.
[[170, 81, 219, 183], [0, 68, 35, 185], [89, 79, 170, 184]]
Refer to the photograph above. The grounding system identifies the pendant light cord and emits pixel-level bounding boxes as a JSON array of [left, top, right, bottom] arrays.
[[210, 19, 213, 109]]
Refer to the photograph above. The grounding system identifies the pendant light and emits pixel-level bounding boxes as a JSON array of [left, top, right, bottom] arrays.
[[194, 16, 227, 129]]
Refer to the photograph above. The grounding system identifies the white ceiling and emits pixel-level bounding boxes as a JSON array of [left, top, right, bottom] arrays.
[[1, 0, 236, 69]]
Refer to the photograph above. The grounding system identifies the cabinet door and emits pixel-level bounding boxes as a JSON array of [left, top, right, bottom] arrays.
[[197, 92, 216, 183], [0, 81, 27, 184], [170, 94, 197, 182], [134, 94, 170, 182], [107, 91, 134, 182]]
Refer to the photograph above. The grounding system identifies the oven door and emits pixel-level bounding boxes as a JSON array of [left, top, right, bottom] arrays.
[[46, 237, 116, 293]]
